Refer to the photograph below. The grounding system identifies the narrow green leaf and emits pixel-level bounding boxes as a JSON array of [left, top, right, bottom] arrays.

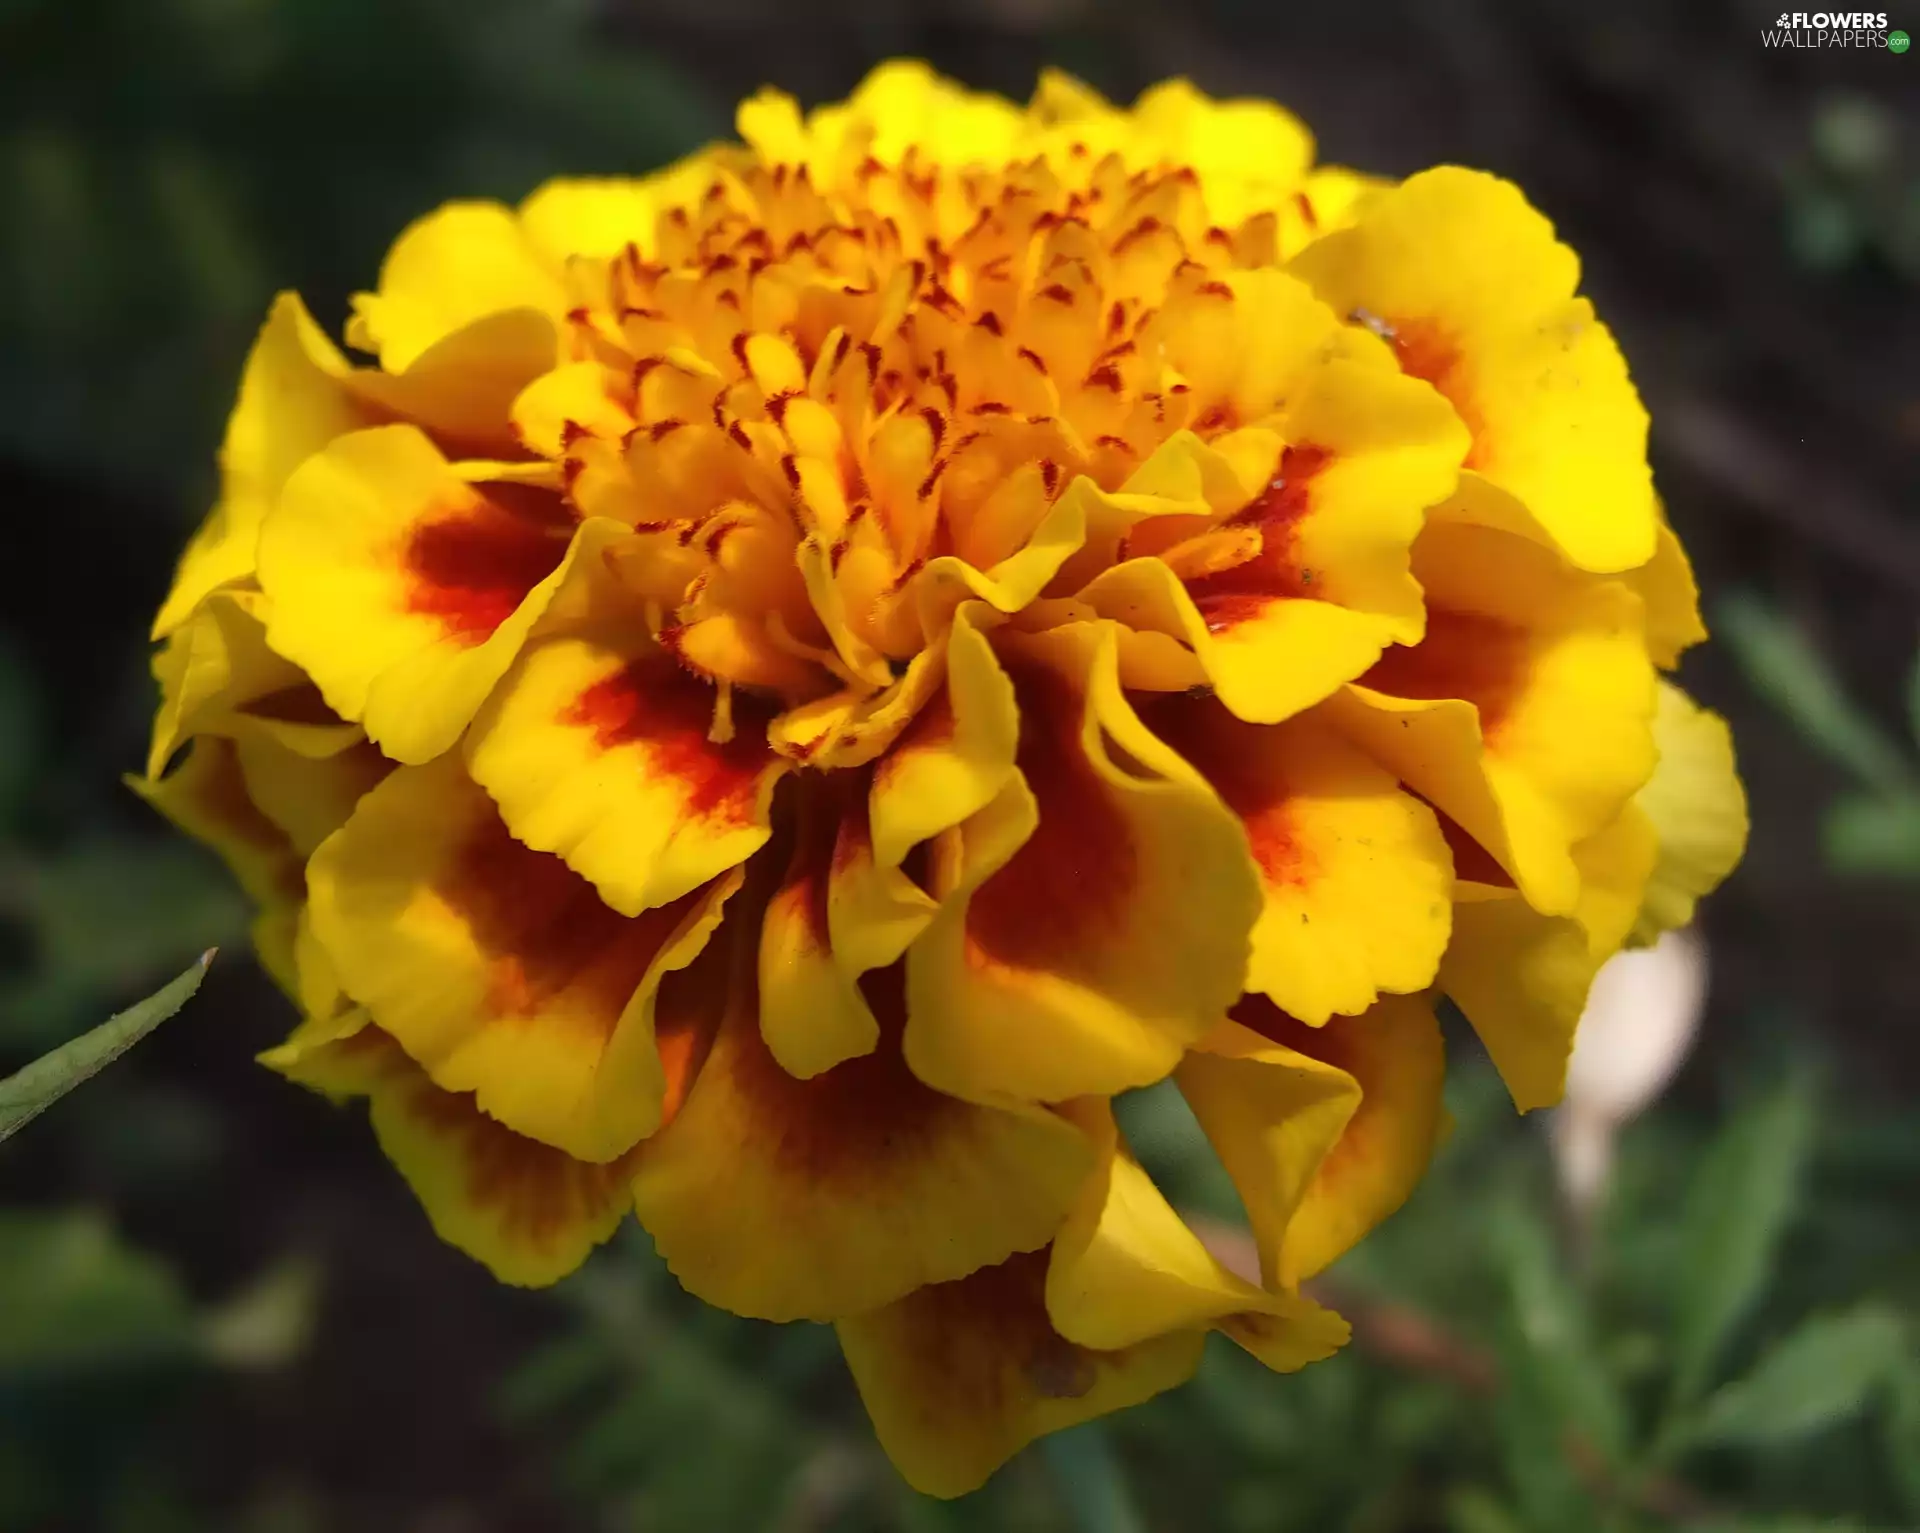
[[0, 951, 213, 1142], [1669, 1079, 1814, 1410], [1492, 1208, 1630, 1467], [1686, 1307, 1904, 1449], [1715, 593, 1913, 794], [1822, 793, 1920, 880]]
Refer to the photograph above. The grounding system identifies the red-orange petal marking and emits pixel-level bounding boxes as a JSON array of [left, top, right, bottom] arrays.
[[559, 657, 773, 825], [1360, 609, 1529, 741], [964, 658, 1134, 975], [1182, 443, 1333, 630], [402, 483, 574, 644]]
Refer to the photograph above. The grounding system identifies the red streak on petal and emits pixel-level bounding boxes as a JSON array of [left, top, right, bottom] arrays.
[[1359, 609, 1528, 741], [1391, 319, 1485, 466], [1184, 443, 1334, 631], [445, 811, 682, 1032], [560, 658, 771, 825], [1142, 695, 1313, 889], [726, 963, 962, 1181], [965, 660, 1136, 975], [402, 484, 571, 646], [651, 938, 732, 1128], [401, 1076, 635, 1250], [882, 1248, 1097, 1406], [778, 773, 864, 947]]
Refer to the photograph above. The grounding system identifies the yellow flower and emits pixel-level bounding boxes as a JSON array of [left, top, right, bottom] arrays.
[[135, 61, 1747, 1496]]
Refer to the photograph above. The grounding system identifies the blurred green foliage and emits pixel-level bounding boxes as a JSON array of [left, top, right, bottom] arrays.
[[0, 0, 722, 506], [0, 1, 1915, 1528], [1717, 592, 1920, 880], [480, 1053, 1920, 1532]]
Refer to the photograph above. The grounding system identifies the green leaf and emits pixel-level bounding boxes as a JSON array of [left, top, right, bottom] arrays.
[[1669, 1078, 1814, 1411], [0, 1209, 195, 1373], [1715, 593, 1913, 795], [1491, 1207, 1630, 1467], [1822, 793, 1920, 879], [1686, 1307, 1904, 1449], [0, 951, 212, 1142]]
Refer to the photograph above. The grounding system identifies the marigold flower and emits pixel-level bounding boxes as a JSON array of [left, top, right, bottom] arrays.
[[137, 61, 1748, 1495]]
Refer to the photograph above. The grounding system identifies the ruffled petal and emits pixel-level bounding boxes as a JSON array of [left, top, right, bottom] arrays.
[[306, 754, 737, 1162], [1330, 513, 1657, 914], [1143, 694, 1452, 1022], [149, 589, 360, 777], [836, 1249, 1202, 1500], [1197, 995, 1446, 1283], [345, 201, 566, 374], [1046, 1103, 1351, 1364], [463, 554, 788, 917], [905, 621, 1262, 1102], [866, 602, 1021, 869], [758, 770, 937, 1078], [259, 425, 604, 763], [1630, 682, 1748, 943], [631, 960, 1095, 1322], [1440, 808, 1657, 1111], [1290, 167, 1656, 574], [267, 1017, 636, 1287], [153, 294, 368, 639], [1078, 357, 1466, 723], [127, 737, 303, 990]]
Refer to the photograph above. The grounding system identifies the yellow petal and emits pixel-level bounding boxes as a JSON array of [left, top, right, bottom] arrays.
[[463, 569, 787, 918], [1144, 695, 1452, 1022], [1440, 809, 1657, 1111], [518, 177, 659, 264], [1631, 682, 1748, 943], [153, 294, 366, 638], [1046, 1103, 1351, 1365], [1291, 167, 1656, 574], [905, 622, 1262, 1102], [867, 602, 1020, 870], [758, 768, 937, 1079], [1079, 357, 1466, 724], [346, 201, 566, 374], [231, 734, 392, 859], [148, 589, 359, 778], [1628, 513, 1707, 670], [1237, 995, 1445, 1283], [347, 309, 560, 461], [259, 425, 593, 763], [836, 1248, 1202, 1500], [631, 960, 1094, 1322], [306, 754, 737, 1162], [127, 736, 300, 916], [1333, 514, 1656, 914]]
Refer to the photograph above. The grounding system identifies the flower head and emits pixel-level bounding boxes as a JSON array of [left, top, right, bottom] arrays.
[[138, 61, 1746, 1495]]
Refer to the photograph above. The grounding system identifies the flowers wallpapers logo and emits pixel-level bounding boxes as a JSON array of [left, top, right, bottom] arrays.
[[135, 62, 1747, 1497]]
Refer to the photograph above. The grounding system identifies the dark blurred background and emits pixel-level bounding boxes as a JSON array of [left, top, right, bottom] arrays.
[[1, 2, 1917, 1530]]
